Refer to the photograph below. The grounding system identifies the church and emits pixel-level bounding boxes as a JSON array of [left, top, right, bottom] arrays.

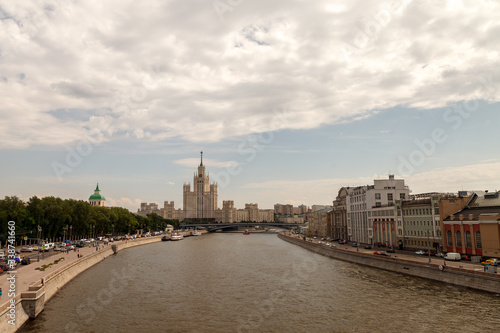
[[138, 152, 274, 223]]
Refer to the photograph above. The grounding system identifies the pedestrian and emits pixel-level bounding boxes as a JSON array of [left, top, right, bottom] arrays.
[[0, 287, 3, 296]]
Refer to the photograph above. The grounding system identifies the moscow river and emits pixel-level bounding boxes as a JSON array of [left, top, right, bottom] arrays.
[[19, 233, 500, 332]]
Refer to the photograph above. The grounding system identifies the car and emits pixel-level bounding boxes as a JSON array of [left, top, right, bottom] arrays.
[[461, 255, 471, 261], [21, 246, 34, 252], [67, 245, 75, 250], [374, 251, 382, 255], [435, 253, 444, 258], [352, 243, 358, 247], [21, 258, 31, 265], [423, 251, 435, 256], [364, 245, 372, 249], [481, 259, 499, 266], [415, 250, 425, 255], [386, 248, 396, 253], [381, 252, 391, 257]]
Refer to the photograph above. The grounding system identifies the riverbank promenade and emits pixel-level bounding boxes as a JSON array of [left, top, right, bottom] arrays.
[[279, 232, 500, 294], [0, 231, 200, 333]]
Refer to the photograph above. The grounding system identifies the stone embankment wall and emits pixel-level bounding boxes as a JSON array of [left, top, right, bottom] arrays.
[[278, 234, 500, 294], [0, 235, 164, 333]]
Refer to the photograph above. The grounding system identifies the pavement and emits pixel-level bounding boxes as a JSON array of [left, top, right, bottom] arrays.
[[286, 233, 490, 273], [0, 242, 112, 308]]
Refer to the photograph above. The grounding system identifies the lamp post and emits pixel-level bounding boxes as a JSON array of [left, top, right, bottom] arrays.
[[69, 225, 72, 241], [63, 225, 67, 243], [111, 224, 114, 236]]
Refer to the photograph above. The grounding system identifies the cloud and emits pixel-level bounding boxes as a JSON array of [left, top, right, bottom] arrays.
[[241, 161, 500, 206], [1, 0, 499, 149], [106, 197, 142, 211], [174, 158, 240, 168]]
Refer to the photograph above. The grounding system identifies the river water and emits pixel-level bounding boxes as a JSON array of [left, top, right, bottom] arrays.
[[19, 233, 500, 332]]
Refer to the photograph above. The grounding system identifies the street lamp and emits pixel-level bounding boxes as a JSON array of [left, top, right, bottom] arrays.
[[112, 224, 114, 236], [69, 225, 72, 241]]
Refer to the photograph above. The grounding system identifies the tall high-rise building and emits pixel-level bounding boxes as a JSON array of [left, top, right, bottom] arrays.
[[183, 152, 218, 221]]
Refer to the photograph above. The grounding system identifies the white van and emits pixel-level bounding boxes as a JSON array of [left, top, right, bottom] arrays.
[[444, 252, 461, 261]]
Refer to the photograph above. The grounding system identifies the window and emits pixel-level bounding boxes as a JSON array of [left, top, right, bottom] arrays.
[[387, 193, 393, 201], [375, 193, 381, 200], [375, 202, 381, 207], [465, 231, 472, 248], [447, 231, 452, 246], [475, 232, 482, 249], [400, 193, 405, 199], [456, 231, 462, 247]]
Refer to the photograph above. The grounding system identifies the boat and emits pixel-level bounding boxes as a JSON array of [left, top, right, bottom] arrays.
[[243, 229, 250, 235], [170, 233, 184, 241], [192, 231, 202, 236]]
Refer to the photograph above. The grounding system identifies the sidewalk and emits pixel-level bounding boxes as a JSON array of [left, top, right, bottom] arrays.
[[0, 244, 109, 307]]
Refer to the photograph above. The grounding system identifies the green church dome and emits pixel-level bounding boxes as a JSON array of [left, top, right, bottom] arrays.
[[89, 183, 106, 200], [89, 193, 106, 200]]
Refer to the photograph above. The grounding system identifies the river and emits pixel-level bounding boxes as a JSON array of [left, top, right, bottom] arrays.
[[19, 233, 500, 332]]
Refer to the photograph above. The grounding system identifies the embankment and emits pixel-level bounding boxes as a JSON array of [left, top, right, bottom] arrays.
[[278, 234, 500, 294], [0, 235, 165, 333]]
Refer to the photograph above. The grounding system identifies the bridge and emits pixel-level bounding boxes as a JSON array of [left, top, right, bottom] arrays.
[[179, 222, 303, 232]]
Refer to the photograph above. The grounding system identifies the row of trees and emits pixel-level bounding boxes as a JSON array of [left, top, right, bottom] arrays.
[[0, 196, 181, 246]]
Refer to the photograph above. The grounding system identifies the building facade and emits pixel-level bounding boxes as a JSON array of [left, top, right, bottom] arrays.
[[393, 193, 445, 251], [331, 187, 348, 241], [442, 191, 500, 258], [347, 175, 409, 245]]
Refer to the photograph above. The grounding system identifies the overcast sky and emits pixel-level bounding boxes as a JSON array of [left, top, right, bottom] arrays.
[[1, 0, 499, 211]]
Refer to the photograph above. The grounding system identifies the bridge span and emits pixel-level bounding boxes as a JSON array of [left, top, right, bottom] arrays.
[[180, 222, 303, 232]]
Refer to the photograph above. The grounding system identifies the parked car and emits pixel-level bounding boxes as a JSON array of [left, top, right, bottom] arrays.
[[364, 245, 372, 249], [481, 258, 499, 266], [386, 248, 396, 253], [374, 251, 383, 255], [435, 253, 444, 258], [415, 250, 425, 255], [423, 251, 435, 256], [21, 258, 31, 265], [461, 255, 471, 261], [21, 246, 34, 252]]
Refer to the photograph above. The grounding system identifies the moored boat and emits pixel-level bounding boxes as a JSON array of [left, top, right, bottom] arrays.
[[243, 229, 250, 235], [170, 233, 184, 241]]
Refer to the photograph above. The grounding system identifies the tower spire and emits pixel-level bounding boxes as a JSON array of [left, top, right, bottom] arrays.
[[200, 151, 203, 166]]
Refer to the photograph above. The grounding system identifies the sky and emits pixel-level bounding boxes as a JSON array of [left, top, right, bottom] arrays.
[[1, 0, 499, 212]]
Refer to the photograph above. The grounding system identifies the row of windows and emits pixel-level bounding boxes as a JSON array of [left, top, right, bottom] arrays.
[[406, 240, 432, 247], [403, 208, 439, 216], [405, 220, 438, 227], [446, 230, 482, 248], [374, 193, 406, 200]]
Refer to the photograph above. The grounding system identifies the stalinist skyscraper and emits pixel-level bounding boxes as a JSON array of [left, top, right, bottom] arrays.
[[183, 152, 218, 221]]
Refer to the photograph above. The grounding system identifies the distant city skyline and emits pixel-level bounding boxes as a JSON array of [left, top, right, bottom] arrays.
[[1, 1, 500, 211]]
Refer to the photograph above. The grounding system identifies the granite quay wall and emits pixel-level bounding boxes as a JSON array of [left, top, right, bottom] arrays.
[[0, 235, 164, 333], [278, 234, 500, 294]]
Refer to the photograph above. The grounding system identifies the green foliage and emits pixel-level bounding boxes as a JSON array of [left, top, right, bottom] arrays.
[[0, 196, 171, 244]]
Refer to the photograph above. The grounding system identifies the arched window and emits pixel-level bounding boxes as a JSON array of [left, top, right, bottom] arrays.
[[447, 231, 452, 246], [456, 231, 462, 247], [465, 231, 472, 248], [475, 232, 482, 249]]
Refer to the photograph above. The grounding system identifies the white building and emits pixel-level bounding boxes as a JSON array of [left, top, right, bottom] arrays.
[[346, 175, 409, 245]]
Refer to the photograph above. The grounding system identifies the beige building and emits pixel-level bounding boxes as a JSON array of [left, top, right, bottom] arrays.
[[138, 153, 274, 223]]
